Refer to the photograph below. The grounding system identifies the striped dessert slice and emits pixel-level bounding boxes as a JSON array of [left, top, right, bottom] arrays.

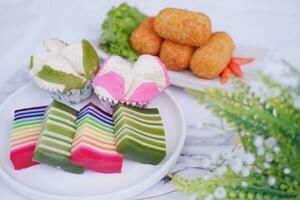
[[32, 100, 84, 174], [113, 103, 166, 165], [70, 103, 123, 173], [10, 105, 47, 170]]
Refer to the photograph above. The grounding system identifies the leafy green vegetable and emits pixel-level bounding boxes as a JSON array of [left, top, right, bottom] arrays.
[[99, 3, 146, 61]]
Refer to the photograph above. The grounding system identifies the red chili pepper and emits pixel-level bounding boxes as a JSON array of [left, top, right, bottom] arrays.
[[231, 57, 254, 65], [228, 62, 243, 77], [220, 67, 231, 84]]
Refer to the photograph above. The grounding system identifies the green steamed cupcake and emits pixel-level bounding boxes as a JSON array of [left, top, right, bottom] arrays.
[[29, 38, 100, 104]]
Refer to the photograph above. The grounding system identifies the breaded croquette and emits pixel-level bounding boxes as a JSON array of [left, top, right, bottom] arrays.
[[130, 17, 162, 55], [154, 8, 212, 47], [190, 32, 235, 79], [159, 40, 194, 71]]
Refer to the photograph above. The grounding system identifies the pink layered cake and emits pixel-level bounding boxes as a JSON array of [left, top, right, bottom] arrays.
[[10, 106, 47, 170], [70, 103, 123, 173], [92, 55, 170, 107]]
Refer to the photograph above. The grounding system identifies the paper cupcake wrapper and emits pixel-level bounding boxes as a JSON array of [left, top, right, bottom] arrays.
[[51, 81, 92, 104], [93, 86, 147, 112], [32, 77, 92, 104]]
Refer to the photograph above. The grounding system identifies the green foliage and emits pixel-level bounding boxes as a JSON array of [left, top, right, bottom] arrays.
[[173, 76, 300, 199], [99, 3, 146, 61]]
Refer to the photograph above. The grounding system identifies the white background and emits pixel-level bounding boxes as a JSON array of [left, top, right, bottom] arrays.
[[0, 0, 300, 199]]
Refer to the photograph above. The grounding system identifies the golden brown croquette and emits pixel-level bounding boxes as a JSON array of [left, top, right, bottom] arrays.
[[190, 32, 235, 79], [154, 8, 212, 47], [130, 17, 162, 55], [159, 40, 194, 71]]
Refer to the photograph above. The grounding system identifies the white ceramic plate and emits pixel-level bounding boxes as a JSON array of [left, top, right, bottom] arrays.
[[0, 83, 186, 200], [94, 43, 268, 91]]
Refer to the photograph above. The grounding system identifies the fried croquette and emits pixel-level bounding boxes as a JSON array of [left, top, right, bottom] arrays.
[[154, 8, 212, 47], [130, 17, 162, 55], [159, 40, 194, 71], [190, 32, 235, 79]]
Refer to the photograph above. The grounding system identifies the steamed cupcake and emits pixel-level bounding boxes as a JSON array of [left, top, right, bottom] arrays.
[[29, 38, 99, 104], [92, 55, 169, 110]]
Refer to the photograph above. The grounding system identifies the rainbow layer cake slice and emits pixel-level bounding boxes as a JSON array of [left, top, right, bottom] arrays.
[[113, 103, 166, 165], [71, 103, 123, 173], [32, 100, 84, 174], [10, 106, 47, 170]]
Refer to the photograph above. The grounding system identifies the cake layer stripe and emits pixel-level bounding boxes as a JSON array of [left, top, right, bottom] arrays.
[[78, 105, 113, 121], [115, 126, 165, 142], [11, 132, 39, 142], [72, 134, 116, 149], [114, 112, 163, 126], [12, 126, 40, 136], [77, 115, 114, 129], [114, 107, 161, 120], [74, 129, 115, 144], [116, 135, 165, 151], [15, 106, 47, 113], [44, 108, 76, 122], [43, 130, 73, 143], [77, 109, 113, 126], [71, 143, 119, 155], [76, 125, 115, 141], [79, 103, 112, 118], [46, 114, 75, 127], [44, 119, 75, 132], [36, 143, 70, 156], [76, 118, 114, 134], [114, 117, 164, 134], [115, 124, 165, 140], [116, 128, 166, 148], [13, 119, 43, 128], [42, 123, 75, 138], [14, 112, 45, 120], [45, 107, 76, 120], [11, 137, 38, 148]]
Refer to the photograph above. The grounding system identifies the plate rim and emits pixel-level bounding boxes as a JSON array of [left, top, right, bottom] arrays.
[[0, 82, 186, 200]]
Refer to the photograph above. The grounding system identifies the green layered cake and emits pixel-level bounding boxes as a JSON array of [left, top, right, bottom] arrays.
[[32, 100, 84, 174], [113, 103, 166, 165]]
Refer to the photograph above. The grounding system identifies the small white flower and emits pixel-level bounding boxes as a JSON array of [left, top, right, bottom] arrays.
[[241, 181, 248, 187], [213, 186, 226, 199], [244, 153, 256, 165], [284, 168, 290, 174], [263, 162, 271, 169], [274, 146, 281, 154], [257, 146, 265, 156], [265, 153, 274, 162], [216, 166, 227, 176], [268, 176, 276, 186], [266, 137, 277, 148], [241, 166, 251, 177], [254, 136, 264, 147], [204, 194, 214, 200], [230, 158, 243, 174]]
